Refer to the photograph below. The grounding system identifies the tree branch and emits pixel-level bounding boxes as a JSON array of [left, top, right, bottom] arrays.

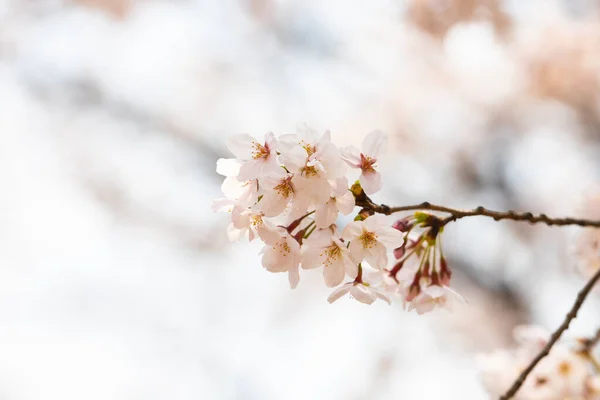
[[352, 188, 600, 399], [354, 194, 600, 228], [499, 267, 600, 400]]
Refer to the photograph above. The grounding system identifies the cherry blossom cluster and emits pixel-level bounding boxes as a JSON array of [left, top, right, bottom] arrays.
[[478, 325, 600, 399], [213, 127, 463, 311]]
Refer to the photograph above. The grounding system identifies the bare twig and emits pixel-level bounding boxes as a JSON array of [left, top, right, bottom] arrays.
[[499, 267, 600, 400], [354, 194, 600, 228]]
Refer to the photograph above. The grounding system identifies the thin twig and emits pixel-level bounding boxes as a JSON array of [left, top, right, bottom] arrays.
[[355, 195, 600, 228], [499, 267, 600, 400]]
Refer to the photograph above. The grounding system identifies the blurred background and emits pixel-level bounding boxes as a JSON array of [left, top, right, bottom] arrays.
[[1, 0, 600, 398]]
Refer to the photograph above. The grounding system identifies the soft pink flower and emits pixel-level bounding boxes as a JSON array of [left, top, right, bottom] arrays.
[[301, 229, 358, 287], [327, 281, 391, 305], [280, 127, 346, 180], [342, 215, 404, 269], [226, 132, 282, 181], [278, 130, 346, 207], [229, 206, 280, 243], [341, 130, 387, 195], [408, 285, 465, 315], [261, 229, 301, 289], [314, 177, 355, 228], [258, 173, 312, 218]]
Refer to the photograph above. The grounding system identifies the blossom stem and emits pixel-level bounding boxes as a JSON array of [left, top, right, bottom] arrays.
[[286, 210, 316, 233], [499, 267, 600, 400], [303, 222, 317, 239], [355, 196, 600, 228]]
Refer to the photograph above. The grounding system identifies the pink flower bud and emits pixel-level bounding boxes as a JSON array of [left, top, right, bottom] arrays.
[[394, 246, 406, 259], [392, 217, 413, 232]]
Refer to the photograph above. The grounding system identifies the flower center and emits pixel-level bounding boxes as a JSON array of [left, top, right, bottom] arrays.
[[322, 243, 342, 266], [558, 361, 572, 377], [359, 230, 378, 248], [277, 240, 291, 256], [250, 214, 263, 228], [300, 141, 316, 157], [301, 165, 319, 177], [359, 153, 376, 173], [251, 141, 270, 160], [274, 177, 294, 198]]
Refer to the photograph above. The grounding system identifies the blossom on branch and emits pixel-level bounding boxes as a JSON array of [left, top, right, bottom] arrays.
[[213, 127, 464, 309]]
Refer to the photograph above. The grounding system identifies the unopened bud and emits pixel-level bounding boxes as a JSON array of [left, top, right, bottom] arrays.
[[392, 217, 413, 232], [350, 181, 363, 197], [394, 246, 406, 260]]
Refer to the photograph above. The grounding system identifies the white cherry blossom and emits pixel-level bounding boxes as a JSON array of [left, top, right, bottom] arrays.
[[229, 206, 280, 243], [341, 130, 387, 195], [327, 281, 391, 305], [301, 228, 358, 287], [280, 128, 346, 180], [407, 285, 465, 315], [258, 173, 311, 218], [261, 229, 302, 289], [226, 132, 282, 181], [314, 177, 355, 228], [342, 215, 404, 269]]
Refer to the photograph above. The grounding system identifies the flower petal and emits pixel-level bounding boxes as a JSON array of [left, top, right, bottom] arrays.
[[261, 246, 286, 272], [288, 262, 300, 289], [238, 159, 265, 181], [327, 285, 350, 303], [342, 221, 364, 240], [376, 226, 405, 248], [364, 241, 388, 270], [340, 146, 362, 168], [323, 259, 345, 287], [359, 170, 382, 195], [362, 130, 388, 159], [259, 191, 290, 218], [336, 191, 355, 215], [348, 239, 366, 263], [343, 255, 358, 280], [315, 200, 338, 228], [264, 131, 278, 152], [280, 145, 307, 172], [226, 134, 255, 159], [216, 158, 242, 177], [301, 246, 324, 270], [349, 285, 376, 305]]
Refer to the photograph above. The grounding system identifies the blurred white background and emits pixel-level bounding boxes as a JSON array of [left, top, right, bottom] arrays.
[[1, 0, 600, 398]]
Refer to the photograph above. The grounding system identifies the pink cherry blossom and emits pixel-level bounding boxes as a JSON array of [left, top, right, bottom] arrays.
[[342, 215, 404, 269], [408, 285, 465, 315], [327, 281, 391, 305], [341, 130, 388, 195], [261, 229, 302, 289], [301, 229, 358, 287], [226, 132, 282, 181], [258, 173, 311, 218], [280, 127, 346, 180], [278, 132, 345, 207], [229, 206, 280, 243], [314, 177, 355, 228]]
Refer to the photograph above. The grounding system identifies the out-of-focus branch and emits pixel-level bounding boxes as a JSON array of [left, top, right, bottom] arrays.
[[499, 267, 600, 400]]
